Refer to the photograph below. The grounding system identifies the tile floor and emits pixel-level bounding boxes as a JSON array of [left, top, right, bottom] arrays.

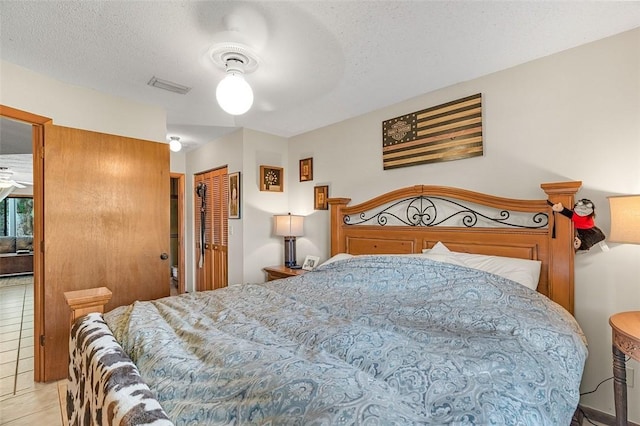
[[0, 277, 33, 398], [0, 276, 65, 425]]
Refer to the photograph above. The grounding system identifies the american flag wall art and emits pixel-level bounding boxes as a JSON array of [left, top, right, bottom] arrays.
[[382, 93, 483, 170]]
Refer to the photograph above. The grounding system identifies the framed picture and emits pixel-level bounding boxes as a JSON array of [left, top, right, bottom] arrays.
[[228, 171, 240, 219], [299, 157, 313, 182], [314, 185, 329, 210], [260, 165, 283, 192], [302, 255, 320, 271]]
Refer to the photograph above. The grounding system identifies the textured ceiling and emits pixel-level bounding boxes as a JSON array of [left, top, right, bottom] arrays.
[[0, 1, 639, 152]]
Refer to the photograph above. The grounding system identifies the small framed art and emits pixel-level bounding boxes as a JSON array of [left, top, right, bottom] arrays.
[[260, 165, 283, 192], [299, 157, 313, 182], [228, 171, 240, 219], [314, 185, 329, 210], [302, 255, 320, 271]]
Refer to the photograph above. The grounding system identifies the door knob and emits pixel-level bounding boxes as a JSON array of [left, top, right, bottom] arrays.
[[160, 253, 169, 260]]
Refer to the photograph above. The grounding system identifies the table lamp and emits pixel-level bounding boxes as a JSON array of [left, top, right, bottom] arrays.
[[608, 195, 640, 244], [274, 213, 304, 268]]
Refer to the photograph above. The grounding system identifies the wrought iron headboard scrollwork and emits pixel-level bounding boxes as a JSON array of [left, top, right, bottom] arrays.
[[329, 182, 583, 315], [343, 195, 549, 229]]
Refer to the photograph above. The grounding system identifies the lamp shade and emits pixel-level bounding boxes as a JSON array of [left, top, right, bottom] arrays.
[[608, 195, 640, 244], [274, 214, 304, 237], [216, 73, 254, 115]]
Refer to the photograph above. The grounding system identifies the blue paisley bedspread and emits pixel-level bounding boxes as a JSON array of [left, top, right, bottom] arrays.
[[103, 255, 587, 425]]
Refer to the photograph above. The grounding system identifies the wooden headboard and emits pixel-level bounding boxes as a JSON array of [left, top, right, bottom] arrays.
[[328, 181, 581, 315]]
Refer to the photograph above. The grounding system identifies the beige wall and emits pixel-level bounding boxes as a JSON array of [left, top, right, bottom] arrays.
[[184, 129, 243, 291], [0, 61, 166, 142], [185, 128, 289, 288], [286, 27, 640, 421], [240, 129, 290, 283]]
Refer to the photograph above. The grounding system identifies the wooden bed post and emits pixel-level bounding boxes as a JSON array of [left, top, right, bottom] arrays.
[[541, 181, 582, 315], [63, 287, 113, 327], [328, 197, 351, 256]]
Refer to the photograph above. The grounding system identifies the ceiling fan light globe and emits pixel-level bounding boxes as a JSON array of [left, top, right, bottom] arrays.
[[169, 139, 182, 152], [216, 73, 253, 115]]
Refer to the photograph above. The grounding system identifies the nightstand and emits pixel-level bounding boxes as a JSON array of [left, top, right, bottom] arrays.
[[609, 311, 640, 426], [263, 265, 307, 281]]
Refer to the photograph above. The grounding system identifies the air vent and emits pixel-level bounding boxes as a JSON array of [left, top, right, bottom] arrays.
[[147, 76, 191, 95]]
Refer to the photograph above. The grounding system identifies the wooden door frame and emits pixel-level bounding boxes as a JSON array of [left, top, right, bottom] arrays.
[[0, 105, 50, 382], [170, 173, 186, 294]]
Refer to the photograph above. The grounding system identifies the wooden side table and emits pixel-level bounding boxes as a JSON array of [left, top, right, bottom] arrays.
[[609, 311, 640, 426], [263, 265, 307, 281]]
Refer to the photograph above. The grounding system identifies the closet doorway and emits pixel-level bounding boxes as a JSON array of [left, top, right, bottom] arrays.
[[194, 166, 228, 291], [170, 173, 185, 295]]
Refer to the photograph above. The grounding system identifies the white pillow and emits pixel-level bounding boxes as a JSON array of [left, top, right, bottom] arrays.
[[427, 241, 451, 254], [318, 253, 354, 267], [421, 242, 541, 290]]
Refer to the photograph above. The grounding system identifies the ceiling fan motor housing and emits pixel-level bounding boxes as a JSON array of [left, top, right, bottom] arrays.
[[210, 43, 260, 75]]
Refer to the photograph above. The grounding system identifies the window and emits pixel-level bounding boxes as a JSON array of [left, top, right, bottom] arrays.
[[0, 197, 34, 236]]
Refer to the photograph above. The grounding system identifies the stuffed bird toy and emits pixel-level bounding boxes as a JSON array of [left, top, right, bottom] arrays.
[[551, 198, 605, 251]]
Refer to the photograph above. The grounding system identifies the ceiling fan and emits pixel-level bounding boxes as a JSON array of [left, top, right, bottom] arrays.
[[0, 167, 31, 189]]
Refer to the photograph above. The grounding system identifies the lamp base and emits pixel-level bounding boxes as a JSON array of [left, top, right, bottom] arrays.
[[283, 236, 297, 268]]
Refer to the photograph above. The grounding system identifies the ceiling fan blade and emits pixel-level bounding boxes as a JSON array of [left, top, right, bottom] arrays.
[[8, 180, 26, 189]]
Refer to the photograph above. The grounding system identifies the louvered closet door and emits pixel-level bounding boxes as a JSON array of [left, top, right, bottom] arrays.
[[194, 167, 228, 291], [194, 173, 207, 291], [203, 171, 214, 290], [211, 171, 228, 289]]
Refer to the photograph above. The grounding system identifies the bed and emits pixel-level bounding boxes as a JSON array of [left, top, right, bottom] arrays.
[[66, 181, 587, 425]]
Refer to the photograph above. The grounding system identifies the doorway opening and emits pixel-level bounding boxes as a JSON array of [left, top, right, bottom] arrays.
[[0, 106, 49, 384], [170, 173, 185, 295]]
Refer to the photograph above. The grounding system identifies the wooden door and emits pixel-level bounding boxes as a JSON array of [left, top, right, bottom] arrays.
[[194, 167, 228, 291], [210, 169, 228, 289], [42, 124, 170, 381]]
